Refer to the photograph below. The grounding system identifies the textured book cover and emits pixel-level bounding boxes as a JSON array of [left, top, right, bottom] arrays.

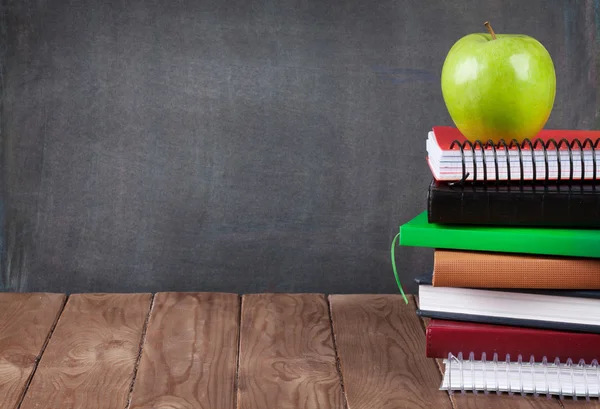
[[433, 249, 600, 289], [427, 179, 600, 228], [426, 319, 600, 363]]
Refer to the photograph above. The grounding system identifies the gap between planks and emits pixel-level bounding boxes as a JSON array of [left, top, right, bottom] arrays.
[[329, 294, 454, 409], [12, 293, 442, 409], [11, 292, 589, 409], [15, 294, 155, 409], [127, 292, 240, 409], [124, 293, 156, 409], [234, 294, 243, 409], [16, 293, 443, 409], [18, 293, 153, 409], [326, 295, 349, 409], [15, 295, 69, 409], [237, 293, 345, 409]]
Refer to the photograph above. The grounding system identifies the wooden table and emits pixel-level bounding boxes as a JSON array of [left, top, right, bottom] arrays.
[[0, 292, 596, 408]]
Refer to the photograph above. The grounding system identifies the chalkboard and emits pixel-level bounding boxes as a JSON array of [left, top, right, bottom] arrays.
[[0, 0, 598, 294]]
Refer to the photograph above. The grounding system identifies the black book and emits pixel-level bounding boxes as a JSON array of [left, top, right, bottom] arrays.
[[427, 179, 600, 228]]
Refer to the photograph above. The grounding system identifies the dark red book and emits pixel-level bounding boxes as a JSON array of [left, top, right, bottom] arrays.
[[426, 319, 600, 363]]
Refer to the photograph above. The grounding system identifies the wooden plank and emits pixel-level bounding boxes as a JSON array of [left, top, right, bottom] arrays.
[[0, 293, 66, 409], [128, 292, 240, 409], [329, 294, 452, 409], [237, 293, 344, 409], [19, 293, 152, 409], [416, 297, 562, 408]]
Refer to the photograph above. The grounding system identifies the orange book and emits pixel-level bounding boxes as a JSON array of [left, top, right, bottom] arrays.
[[433, 249, 600, 289]]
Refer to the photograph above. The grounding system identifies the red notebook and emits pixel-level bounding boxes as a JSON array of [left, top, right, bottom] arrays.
[[426, 126, 600, 182], [426, 319, 600, 363]]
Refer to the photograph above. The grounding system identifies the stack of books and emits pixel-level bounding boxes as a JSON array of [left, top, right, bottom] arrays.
[[395, 126, 600, 399]]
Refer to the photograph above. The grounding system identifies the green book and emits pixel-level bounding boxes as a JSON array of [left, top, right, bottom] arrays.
[[398, 211, 600, 258]]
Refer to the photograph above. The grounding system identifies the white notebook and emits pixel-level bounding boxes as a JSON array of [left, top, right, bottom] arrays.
[[426, 128, 600, 182], [441, 352, 600, 399]]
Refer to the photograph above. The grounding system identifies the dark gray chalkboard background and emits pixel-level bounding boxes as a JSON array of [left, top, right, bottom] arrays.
[[1, 0, 598, 294]]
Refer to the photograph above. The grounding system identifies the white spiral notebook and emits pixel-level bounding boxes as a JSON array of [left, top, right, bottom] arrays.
[[426, 126, 600, 182], [441, 352, 600, 399]]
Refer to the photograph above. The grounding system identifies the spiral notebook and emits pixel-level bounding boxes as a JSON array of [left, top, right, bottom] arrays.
[[427, 126, 600, 182], [441, 352, 600, 398]]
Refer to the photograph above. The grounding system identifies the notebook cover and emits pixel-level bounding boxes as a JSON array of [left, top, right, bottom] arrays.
[[417, 309, 600, 334], [432, 249, 600, 289], [427, 179, 600, 228], [427, 126, 600, 182], [432, 126, 600, 151], [426, 319, 600, 363], [416, 273, 600, 298], [416, 275, 600, 333], [399, 211, 600, 258]]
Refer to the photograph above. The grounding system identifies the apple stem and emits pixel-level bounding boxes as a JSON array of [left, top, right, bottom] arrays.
[[484, 21, 497, 39]]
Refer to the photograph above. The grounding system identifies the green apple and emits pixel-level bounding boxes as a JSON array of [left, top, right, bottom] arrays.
[[441, 22, 556, 143]]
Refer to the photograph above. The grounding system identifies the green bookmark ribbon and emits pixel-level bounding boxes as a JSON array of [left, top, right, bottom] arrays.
[[391, 232, 408, 304]]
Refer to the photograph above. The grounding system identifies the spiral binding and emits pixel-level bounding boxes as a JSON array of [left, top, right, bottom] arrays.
[[447, 136, 600, 186], [442, 352, 600, 400]]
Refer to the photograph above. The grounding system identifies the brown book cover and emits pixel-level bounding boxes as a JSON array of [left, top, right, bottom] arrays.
[[433, 249, 600, 289]]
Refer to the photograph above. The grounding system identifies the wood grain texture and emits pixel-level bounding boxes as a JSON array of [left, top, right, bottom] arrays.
[[237, 293, 343, 409], [128, 292, 240, 409], [19, 293, 152, 409], [0, 293, 66, 409], [329, 294, 452, 409]]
